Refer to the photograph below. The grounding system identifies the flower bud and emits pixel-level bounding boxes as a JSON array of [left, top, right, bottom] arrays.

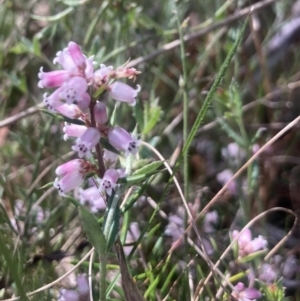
[[94, 101, 108, 125]]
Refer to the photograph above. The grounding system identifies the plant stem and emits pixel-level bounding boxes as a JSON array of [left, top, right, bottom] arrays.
[[89, 100, 107, 301], [89, 100, 105, 178]]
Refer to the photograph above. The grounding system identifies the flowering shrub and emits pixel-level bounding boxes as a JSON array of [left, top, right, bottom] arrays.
[[38, 41, 141, 200]]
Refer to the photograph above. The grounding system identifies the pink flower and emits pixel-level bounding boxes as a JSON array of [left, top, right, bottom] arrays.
[[54, 159, 87, 196], [94, 101, 108, 125], [53, 42, 94, 79], [68, 41, 87, 72], [38, 68, 71, 88], [72, 127, 101, 158], [93, 64, 113, 85], [232, 282, 261, 301], [59, 77, 90, 108], [203, 211, 218, 233], [108, 127, 140, 157], [43, 91, 64, 112], [97, 168, 120, 196], [108, 82, 141, 106], [79, 186, 106, 212], [58, 289, 79, 301], [58, 274, 89, 301], [232, 228, 268, 258], [55, 104, 82, 119], [63, 123, 87, 141], [42, 76, 90, 111]]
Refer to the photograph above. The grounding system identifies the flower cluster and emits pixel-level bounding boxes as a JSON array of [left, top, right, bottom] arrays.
[[232, 228, 268, 258], [232, 282, 261, 301], [38, 42, 141, 204]]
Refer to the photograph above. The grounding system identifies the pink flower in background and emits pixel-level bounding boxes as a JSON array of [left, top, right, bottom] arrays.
[[232, 282, 261, 301], [216, 169, 236, 195], [108, 82, 140, 106], [58, 274, 89, 301], [72, 127, 101, 158], [203, 211, 218, 233], [232, 228, 268, 258], [79, 186, 106, 212], [97, 168, 120, 195], [108, 127, 140, 157]]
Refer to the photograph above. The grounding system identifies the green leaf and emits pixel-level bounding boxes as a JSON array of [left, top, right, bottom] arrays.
[[31, 7, 74, 22], [0, 236, 27, 300], [217, 118, 245, 147], [32, 36, 41, 56], [132, 158, 152, 171], [104, 197, 121, 250], [132, 161, 164, 176], [122, 181, 149, 213], [142, 100, 161, 135], [39, 109, 86, 125], [118, 173, 148, 185], [181, 16, 249, 157], [80, 207, 107, 257]]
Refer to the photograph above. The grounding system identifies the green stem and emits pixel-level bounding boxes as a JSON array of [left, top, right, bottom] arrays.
[[174, 2, 190, 299]]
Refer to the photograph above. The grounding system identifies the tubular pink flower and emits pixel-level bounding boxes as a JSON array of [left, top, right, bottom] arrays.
[[53, 44, 94, 79], [54, 48, 78, 73], [108, 82, 140, 106], [68, 41, 86, 71], [93, 64, 113, 85], [54, 172, 84, 197], [72, 127, 101, 158], [79, 187, 105, 212], [38, 67, 71, 88], [43, 91, 64, 112], [232, 282, 261, 301], [94, 101, 108, 125], [63, 123, 87, 141], [84, 56, 95, 80], [59, 77, 90, 105], [98, 168, 120, 196], [55, 104, 82, 119], [108, 127, 140, 157], [55, 159, 86, 176]]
